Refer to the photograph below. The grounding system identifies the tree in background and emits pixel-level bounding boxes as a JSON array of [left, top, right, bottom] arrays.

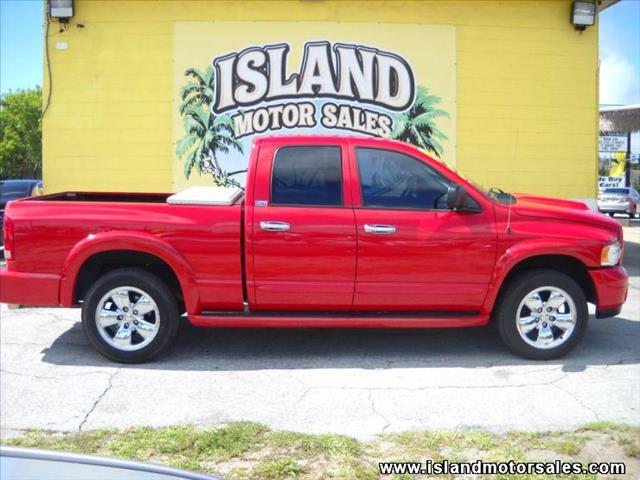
[[0, 88, 42, 179]]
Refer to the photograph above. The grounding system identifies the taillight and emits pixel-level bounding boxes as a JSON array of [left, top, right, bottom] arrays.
[[3, 216, 14, 260]]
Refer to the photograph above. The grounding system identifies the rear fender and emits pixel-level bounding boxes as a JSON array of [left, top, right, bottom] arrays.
[[59, 231, 198, 313]]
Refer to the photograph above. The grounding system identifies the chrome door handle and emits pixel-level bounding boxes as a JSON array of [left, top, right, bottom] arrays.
[[364, 224, 396, 235], [260, 221, 291, 232]]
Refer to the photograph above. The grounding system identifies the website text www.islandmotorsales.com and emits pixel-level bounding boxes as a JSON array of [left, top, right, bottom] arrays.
[[378, 459, 626, 476]]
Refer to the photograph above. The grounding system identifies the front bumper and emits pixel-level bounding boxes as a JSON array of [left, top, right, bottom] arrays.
[[588, 265, 628, 318], [0, 266, 60, 307]]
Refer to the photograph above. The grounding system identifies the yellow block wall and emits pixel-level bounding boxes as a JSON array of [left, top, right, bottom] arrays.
[[43, 0, 599, 198]]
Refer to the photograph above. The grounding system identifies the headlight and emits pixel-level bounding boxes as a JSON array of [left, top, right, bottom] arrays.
[[601, 241, 622, 266]]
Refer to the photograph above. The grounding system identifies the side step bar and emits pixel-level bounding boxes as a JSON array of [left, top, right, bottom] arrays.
[[188, 311, 489, 329]]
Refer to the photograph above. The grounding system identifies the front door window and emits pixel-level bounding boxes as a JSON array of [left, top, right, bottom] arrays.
[[356, 147, 451, 210]]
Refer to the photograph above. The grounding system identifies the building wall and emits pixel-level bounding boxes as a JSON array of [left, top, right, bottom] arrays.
[[43, 0, 599, 198]]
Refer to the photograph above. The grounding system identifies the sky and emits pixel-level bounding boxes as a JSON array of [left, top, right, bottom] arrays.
[[0, 0, 639, 105], [599, 0, 640, 106], [0, 0, 43, 93]]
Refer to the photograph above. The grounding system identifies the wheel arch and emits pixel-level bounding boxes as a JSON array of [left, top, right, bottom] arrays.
[[60, 231, 198, 313], [486, 253, 596, 319]]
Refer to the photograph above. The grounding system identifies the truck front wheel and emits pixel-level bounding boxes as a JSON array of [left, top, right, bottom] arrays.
[[496, 269, 588, 360], [82, 268, 180, 363]]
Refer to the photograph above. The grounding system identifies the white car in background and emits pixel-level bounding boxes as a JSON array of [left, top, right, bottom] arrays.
[[598, 187, 639, 218]]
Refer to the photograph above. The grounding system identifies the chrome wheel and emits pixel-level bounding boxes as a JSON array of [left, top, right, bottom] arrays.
[[95, 286, 160, 351], [516, 286, 577, 350]]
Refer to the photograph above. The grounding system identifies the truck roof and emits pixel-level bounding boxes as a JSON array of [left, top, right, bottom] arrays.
[[253, 134, 411, 149]]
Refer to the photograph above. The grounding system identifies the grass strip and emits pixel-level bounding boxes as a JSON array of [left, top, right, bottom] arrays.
[[3, 421, 638, 479]]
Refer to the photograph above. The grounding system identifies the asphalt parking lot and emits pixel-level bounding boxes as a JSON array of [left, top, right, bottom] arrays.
[[1, 229, 639, 439]]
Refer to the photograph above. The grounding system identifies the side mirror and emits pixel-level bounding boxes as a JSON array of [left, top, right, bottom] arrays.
[[446, 184, 467, 210]]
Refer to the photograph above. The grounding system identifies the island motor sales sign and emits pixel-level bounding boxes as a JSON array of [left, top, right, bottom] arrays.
[[172, 22, 456, 190]]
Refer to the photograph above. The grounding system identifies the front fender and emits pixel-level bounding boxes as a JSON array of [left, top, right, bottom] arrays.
[[480, 238, 596, 315], [59, 231, 199, 313]]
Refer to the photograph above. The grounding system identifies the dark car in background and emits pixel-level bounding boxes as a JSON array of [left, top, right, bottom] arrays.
[[598, 187, 639, 218], [1, 179, 43, 248]]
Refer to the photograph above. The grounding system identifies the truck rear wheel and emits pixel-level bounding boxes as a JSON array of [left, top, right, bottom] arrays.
[[495, 269, 588, 360], [82, 267, 180, 363]]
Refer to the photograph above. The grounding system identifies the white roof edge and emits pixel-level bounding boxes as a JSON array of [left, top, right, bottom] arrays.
[[599, 104, 640, 112], [598, 0, 620, 12]]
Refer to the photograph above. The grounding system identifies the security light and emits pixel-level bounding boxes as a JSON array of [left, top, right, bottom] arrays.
[[571, 1, 596, 31], [49, 0, 74, 21]]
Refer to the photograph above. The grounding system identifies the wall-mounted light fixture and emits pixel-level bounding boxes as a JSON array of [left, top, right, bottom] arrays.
[[49, 0, 74, 22], [571, 1, 596, 31]]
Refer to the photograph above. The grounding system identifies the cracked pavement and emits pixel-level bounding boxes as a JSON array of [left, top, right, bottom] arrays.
[[1, 236, 639, 438]]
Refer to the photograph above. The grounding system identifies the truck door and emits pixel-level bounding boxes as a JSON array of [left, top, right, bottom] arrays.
[[350, 144, 497, 312], [249, 141, 357, 311]]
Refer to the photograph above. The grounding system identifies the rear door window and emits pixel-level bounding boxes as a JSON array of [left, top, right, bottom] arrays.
[[271, 146, 343, 206]]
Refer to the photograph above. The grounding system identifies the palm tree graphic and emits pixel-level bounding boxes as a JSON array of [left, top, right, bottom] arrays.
[[391, 86, 449, 158], [176, 66, 243, 186], [179, 67, 215, 114]]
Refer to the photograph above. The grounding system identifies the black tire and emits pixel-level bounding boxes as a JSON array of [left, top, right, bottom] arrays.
[[82, 267, 180, 363], [495, 269, 588, 360]]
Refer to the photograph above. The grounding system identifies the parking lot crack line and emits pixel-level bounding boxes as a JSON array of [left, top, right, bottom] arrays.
[[301, 374, 570, 392], [552, 383, 600, 422], [368, 389, 391, 432], [604, 356, 640, 368], [0, 368, 114, 381], [1, 368, 58, 380], [295, 387, 311, 405], [78, 367, 122, 431]]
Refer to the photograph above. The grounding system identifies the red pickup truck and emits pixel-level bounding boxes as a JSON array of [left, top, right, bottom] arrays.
[[0, 136, 628, 363]]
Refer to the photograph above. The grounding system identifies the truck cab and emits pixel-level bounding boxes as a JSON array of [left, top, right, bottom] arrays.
[[245, 136, 495, 313]]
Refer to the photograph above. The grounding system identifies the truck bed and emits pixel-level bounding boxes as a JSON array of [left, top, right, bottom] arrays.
[[5, 192, 245, 312], [31, 190, 246, 205]]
